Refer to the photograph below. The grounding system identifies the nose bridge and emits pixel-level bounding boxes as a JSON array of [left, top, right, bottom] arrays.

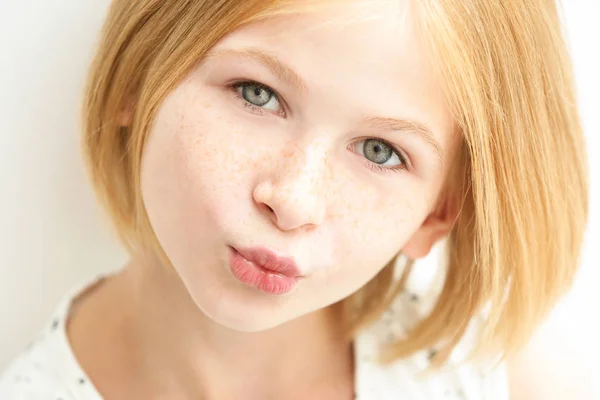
[[275, 137, 330, 197], [255, 136, 331, 231]]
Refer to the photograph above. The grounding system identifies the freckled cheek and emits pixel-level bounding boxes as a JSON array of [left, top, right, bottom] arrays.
[[328, 185, 412, 263], [168, 117, 264, 227]]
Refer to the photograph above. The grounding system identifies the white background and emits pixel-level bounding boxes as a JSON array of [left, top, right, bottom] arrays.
[[1, 1, 598, 395]]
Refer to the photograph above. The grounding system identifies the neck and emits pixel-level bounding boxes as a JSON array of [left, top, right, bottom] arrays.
[[106, 254, 355, 399]]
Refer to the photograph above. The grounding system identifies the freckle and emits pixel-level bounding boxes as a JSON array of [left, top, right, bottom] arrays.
[[282, 148, 293, 159]]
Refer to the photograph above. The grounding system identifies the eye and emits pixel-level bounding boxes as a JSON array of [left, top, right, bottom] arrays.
[[354, 139, 408, 172], [233, 81, 283, 114]]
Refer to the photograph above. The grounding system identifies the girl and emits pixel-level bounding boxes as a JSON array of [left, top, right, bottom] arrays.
[[0, 0, 590, 398]]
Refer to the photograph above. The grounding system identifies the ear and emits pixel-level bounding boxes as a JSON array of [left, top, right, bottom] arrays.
[[401, 191, 460, 260]]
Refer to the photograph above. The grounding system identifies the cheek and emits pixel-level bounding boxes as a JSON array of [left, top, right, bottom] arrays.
[[344, 202, 417, 255], [139, 91, 252, 261], [322, 181, 426, 290]]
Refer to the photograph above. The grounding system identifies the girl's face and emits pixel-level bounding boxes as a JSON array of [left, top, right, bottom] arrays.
[[140, 1, 458, 331]]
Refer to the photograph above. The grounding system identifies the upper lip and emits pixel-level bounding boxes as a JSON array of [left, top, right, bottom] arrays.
[[233, 246, 303, 277]]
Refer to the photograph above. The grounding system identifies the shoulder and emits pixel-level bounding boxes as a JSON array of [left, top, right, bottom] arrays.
[[0, 277, 105, 400], [0, 329, 76, 400], [355, 288, 510, 400]]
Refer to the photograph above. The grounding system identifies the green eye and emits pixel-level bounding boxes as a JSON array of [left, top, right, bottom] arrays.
[[234, 81, 282, 113], [354, 138, 408, 172], [363, 139, 394, 164], [239, 83, 273, 107]]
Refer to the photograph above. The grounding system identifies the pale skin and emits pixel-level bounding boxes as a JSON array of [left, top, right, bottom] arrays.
[[66, 1, 593, 399]]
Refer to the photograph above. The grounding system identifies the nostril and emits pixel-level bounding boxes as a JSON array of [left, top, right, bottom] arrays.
[[259, 203, 274, 215], [262, 203, 277, 224]]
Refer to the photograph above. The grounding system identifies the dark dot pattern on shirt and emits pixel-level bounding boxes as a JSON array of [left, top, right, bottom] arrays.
[[2, 277, 491, 400], [427, 348, 439, 361], [51, 318, 60, 331]]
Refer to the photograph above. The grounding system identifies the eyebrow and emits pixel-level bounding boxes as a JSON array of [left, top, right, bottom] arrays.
[[363, 117, 444, 163], [206, 47, 443, 163], [205, 47, 309, 95]]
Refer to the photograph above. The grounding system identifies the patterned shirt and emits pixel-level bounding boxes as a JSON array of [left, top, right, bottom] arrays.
[[0, 275, 509, 399]]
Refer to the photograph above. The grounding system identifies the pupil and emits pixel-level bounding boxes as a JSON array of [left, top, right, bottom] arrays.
[[364, 139, 392, 164], [243, 84, 270, 106]]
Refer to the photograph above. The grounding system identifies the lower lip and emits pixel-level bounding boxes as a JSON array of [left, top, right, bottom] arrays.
[[228, 247, 299, 295]]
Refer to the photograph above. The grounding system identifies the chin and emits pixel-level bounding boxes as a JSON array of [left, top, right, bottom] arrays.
[[218, 316, 289, 332], [191, 284, 302, 332], [206, 304, 296, 332]]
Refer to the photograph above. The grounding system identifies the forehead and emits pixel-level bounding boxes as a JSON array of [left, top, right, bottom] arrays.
[[219, 0, 421, 77], [207, 0, 455, 151]]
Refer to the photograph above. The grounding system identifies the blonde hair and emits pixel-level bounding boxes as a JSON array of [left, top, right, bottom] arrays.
[[82, 0, 588, 366]]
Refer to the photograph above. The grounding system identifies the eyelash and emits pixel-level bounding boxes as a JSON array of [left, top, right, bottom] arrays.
[[228, 80, 411, 174]]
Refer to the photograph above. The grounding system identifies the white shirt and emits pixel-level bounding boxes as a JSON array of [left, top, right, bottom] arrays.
[[0, 275, 509, 399]]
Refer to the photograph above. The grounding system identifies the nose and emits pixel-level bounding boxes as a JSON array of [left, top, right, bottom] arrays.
[[253, 142, 328, 232]]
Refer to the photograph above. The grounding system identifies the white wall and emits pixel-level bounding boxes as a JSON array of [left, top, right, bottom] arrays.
[[0, 0, 598, 391], [537, 3, 600, 395], [0, 1, 124, 366]]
